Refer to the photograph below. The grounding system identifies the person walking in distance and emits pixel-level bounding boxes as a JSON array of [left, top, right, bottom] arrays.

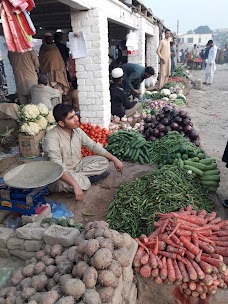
[[157, 29, 171, 88], [204, 40, 217, 85]]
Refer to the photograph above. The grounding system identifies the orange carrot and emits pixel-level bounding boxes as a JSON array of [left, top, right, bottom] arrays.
[[133, 266, 140, 273], [188, 280, 196, 291], [191, 232, 199, 247], [215, 230, 228, 237], [201, 255, 224, 269], [139, 234, 149, 244], [214, 246, 228, 257], [158, 251, 176, 259], [176, 229, 192, 237], [198, 240, 215, 254], [186, 205, 193, 211], [148, 227, 162, 240], [167, 222, 181, 239], [156, 256, 163, 269], [153, 221, 163, 228], [173, 259, 182, 283], [210, 217, 222, 225], [185, 259, 198, 280], [218, 220, 228, 229], [171, 213, 205, 226], [205, 211, 217, 223], [170, 234, 183, 247], [184, 250, 195, 260], [135, 238, 149, 254], [133, 247, 145, 267], [199, 260, 213, 274], [178, 260, 190, 282], [149, 251, 158, 269], [223, 257, 228, 265], [162, 236, 184, 250], [195, 283, 203, 294], [213, 279, 220, 286], [160, 219, 170, 234], [167, 258, 176, 282], [190, 260, 205, 280], [198, 234, 215, 244], [213, 266, 219, 274], [153, 236, 159, 256], [209, 236, 228, 242], [208, 285, 218, 294], [166, 245, 185, 256], [176, 254, 188, 265], [191, 291, 199, 298], [154, 276, 163, 284], [160, 257, 168, 280], [178, 224, 196, 231], [197, 224, 219, 232], [214, 240, 228, 247], [198, 229, 212, 237], [151, 267, 159, 278], [179, 236, 200, 255], [140, 264, 152, 278], [199, 292, 207, 299], [184, 288, 191, 296], [198, 209, 207, 218], [195, 249, 203, 263], [181, 282, 188, 289], [140, 252, 149, 265]]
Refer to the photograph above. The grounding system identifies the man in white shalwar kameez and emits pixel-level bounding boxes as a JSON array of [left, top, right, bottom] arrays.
[[205, 40, 217, 85]]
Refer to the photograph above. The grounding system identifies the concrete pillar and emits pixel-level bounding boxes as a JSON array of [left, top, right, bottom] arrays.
[[128, 18, 146, 66], [71, 8, 110, 128], [148, 26, 159, 76]]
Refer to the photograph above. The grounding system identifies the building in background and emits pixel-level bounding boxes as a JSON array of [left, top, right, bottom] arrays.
[[178, 33, 213, 50]]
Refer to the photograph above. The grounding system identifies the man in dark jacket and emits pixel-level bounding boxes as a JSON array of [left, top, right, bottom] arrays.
[[110, 68, 142, 118], [122, 63, 155, 98]]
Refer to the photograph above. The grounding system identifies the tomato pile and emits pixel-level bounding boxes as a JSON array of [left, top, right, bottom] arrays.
[[80, 123, 111, 157], [168, 76, 189, 84]]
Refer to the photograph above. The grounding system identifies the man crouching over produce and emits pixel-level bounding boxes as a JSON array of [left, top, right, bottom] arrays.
[[42, 104, 123, 201]]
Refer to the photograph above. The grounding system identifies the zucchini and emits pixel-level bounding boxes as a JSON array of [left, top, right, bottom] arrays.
[[203, 169, 220, 176], [201, 175, 220, 182], [184, 160, 207, 171], [188, 157, 200, 162], [184, 165, 204, 176], [201, 180, 219, 187], [205, 163, 217, 170], [200, 157, 217, 165], [179, 159, 184, 169], [207, 187, 218, 192]]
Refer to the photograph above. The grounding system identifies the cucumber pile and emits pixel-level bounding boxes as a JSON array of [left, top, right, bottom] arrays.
[[106, 130, 151, 164], [175, 157, 220, 192]]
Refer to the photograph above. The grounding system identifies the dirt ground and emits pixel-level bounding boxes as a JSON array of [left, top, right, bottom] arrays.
[[0, 67, 228, 283]]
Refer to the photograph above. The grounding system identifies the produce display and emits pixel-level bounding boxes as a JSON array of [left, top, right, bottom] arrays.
[[41, 217, 83, 231], [105, 130, 150, 164], [143, 107, 200, 144], [146, 131, 205, 166], [0, 221, 133, 304], [106, 165, 214, 238], [79, 123, 111, 157], [175, 156, 220, 192], [133, 206, 228, 299]]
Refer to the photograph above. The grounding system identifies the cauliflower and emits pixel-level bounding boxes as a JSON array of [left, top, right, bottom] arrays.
[[46, 111, 55, 124], [160, 89, 171, 96], [36, 115, 48, 130], [162, 97, 169, 101], [20, 104, 40, 121], [20, 122, 40, 136], [169, 93, 178, 100], [46, 125, 56, 132], [37, 103, 49, 116], [177, 94, 186, 101]]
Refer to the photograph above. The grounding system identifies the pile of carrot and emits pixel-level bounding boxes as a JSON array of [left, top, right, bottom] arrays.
[[133, 205, 228, 299]]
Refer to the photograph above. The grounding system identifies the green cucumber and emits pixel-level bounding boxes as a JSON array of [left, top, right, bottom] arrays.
[[188, 157, 200, 162], [205, 163, 217, 170], [179, 159, 184, 169], [138, 155, 145, 165], [203, 169, 220, 176], [201, 180, 219, 187], [184, 165, 204, 176], [201, 175, 220, 182], [207, 187, 218, 192], [184, 160, 207, 171], [133, 149, 140, 161], [200, 157, 217, 165]]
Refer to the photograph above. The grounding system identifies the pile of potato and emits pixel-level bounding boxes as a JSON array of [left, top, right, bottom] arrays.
[[0, 221, 133, 304]]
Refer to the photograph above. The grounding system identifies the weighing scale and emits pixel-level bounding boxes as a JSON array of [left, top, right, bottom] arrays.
[[0, 161, 63, 215]]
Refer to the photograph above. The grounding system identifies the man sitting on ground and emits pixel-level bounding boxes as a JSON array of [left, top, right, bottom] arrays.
[[42, 104, 123, 201], [122, 63, 155, 99], [110, 67, 142, 118]]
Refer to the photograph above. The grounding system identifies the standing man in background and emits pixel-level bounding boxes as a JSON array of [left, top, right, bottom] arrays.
[[8, 49, 39, 104], [157, 29, 171, 88], [204, 40, 217, 85]]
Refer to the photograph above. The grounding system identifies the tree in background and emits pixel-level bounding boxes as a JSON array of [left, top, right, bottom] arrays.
[[194, 26, 213, 34]]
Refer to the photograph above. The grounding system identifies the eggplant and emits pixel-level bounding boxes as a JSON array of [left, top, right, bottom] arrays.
[[173, 116, 183, 125], [153, 128, 159, 137], [149, 136, 157, 141], [189, 129, 199, 140], [161, 118, 169, 126], [183, 125, 193, 134], [182, 118, 191, 126], [164, 126, 171, 134], [150, 123, 155, 129], [179, 110, 187, 118], [158, 132, 165, 139], [192, 140, 200, 147], [163, 106, 171, 112], [144, 117, 152, 123], [148, 128, 154, 135], [157, 123, 165, 132], [160, 113, 165, 119], [170, 122, 179, 131], [171, 109, 178, 118], [189, 122, 193, 127]]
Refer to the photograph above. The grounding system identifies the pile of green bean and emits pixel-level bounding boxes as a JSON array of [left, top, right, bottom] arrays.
[[106, 165, 214, 238]]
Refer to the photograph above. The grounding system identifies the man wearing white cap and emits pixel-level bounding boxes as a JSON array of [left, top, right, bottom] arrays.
[[110, 67, 142, 118]]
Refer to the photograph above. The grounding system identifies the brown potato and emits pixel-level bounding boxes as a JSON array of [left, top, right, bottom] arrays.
[[82, 267, 98, 289], [98, 270, 119, 288], [92, 248, 113, 270], [72, 261, 89, 278]]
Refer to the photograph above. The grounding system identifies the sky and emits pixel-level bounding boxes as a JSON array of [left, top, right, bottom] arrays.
[[143, 0, 228, 34]]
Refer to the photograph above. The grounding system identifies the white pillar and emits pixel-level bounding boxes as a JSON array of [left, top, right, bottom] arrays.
[[71, 8, 110, 128], [128, 18, 146, 66], [148, 26, 159, 76]]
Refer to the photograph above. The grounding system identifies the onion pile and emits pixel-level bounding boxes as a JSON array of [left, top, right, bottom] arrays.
[[143, 106, 200, 145]]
